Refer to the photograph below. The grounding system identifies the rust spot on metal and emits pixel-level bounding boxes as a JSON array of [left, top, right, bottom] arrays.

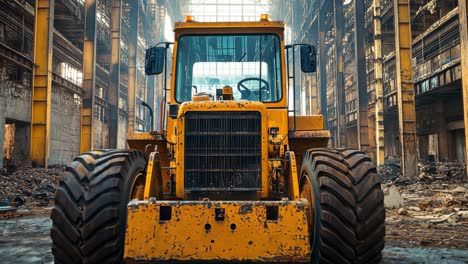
[[289, 130, 330, 139], [239, 204, 253, 214], [125, 199, 310, 262]]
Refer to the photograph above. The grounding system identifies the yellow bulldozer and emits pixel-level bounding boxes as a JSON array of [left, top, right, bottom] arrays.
[[51, 15, 385, 263]]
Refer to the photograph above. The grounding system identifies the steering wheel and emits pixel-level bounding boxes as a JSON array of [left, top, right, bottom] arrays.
[[237, 77, 270, 99]]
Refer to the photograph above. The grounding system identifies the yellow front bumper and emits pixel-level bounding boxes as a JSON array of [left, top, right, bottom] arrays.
[[124, 199, 311, 262]]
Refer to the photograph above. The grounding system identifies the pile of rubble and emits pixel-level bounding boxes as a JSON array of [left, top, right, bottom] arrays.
[[0, 166, 63, 219], [381, 160, 468, 249], [418, 161, 466, 182], [378, 163, 401, 181], [379, 160, 466, 184]]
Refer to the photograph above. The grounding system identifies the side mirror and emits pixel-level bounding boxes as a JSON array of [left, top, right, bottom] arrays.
[[145, 46, 165, 75], [300, 45, 317, 73]]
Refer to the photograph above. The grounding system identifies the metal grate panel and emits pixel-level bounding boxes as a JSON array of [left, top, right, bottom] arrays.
[[184, 111, 262, 191]]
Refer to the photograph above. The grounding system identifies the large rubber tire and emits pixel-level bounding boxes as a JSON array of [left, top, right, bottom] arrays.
[[300, 148, 385, 264], [50, 150, 147, 264]]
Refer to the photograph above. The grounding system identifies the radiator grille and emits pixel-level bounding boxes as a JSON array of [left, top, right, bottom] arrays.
[[184, 111, 262, 191]]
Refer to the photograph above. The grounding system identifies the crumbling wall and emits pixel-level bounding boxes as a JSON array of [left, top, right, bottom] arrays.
[[49, 85, 81, 166], [94, 119, 109, 150], [118, 114, 128, 149], [416, 104, 445, 160], [384, 112, 400, 161], [416, 97, 464, 162], [13, 122, 29, 165], [0, 62, 32, 168]]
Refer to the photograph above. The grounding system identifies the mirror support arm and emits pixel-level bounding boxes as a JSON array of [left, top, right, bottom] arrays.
[[141, 101, 154, 131], [285, 43, 311, 131], [162, 42, 172, 131]]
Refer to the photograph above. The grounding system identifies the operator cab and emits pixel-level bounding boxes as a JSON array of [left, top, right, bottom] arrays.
[[144, 14, 317, 107]]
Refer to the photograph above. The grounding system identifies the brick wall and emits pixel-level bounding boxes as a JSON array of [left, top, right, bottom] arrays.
[[49, 85, 81, 166]]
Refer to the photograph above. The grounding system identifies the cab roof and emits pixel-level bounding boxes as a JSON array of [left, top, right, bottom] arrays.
[[175, 20, 284, 29], [174, 21, 285, 38]]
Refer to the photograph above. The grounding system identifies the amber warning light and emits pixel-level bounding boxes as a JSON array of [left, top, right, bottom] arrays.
[[260, 14, 269, 21], [186, 16, 195, 22]]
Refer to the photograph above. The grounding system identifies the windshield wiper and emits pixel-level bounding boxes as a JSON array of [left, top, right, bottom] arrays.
[[238, 52, 246, 62]]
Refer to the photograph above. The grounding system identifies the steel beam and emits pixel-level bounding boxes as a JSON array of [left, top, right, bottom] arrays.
[[127, 0, 139, 135], [394, 0, 417, 179], [31, 0, 54, 167], [354, 0, 369, 152], [459, 0, 468, 177], [318, 4, 328, 127], [373, 0, 385, 165], [0, 43, 33, 70], [108, 0, 122, 148], [147, 75, 155, 131], [333, 0, 346, 147], [80, 0, 98, 153]]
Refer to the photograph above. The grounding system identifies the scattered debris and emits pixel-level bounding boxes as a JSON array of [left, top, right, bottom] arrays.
[[382, 160, 468, 249], [0, 198, 9, 206], [0, 206, 16, 214], [448, 186, 466, 193], [0, 206, 20, 220], [379, 162, 401, 181], [398, 208, 408, 215], [379, 160, 466, 184], [408, 206, 422, 212], [0, 166, 62, 219], [10, 196, 25, 207]]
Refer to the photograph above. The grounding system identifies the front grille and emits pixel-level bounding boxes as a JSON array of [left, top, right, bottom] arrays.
[[184, 111, 262, 191]]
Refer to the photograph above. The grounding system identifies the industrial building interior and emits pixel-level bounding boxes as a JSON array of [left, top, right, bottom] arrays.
[[0, 0, 468, 263]]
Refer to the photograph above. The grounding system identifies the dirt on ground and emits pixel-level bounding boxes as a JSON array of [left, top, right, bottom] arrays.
[[381, 160, 468, 249]]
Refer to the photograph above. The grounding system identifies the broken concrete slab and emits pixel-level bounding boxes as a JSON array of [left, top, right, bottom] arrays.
[[408, 206, 422, 212], [385, 186, 406, 209], [448, 186, 466, 193]]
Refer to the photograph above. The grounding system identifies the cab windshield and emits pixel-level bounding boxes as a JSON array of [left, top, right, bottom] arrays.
[[175, 34, 283, 103]]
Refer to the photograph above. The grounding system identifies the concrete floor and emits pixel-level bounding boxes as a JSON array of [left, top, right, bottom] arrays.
[[1, 214, 468, 264], [0, 215, 53, 264]]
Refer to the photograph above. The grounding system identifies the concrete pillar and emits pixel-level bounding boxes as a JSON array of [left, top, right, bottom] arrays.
[[354, 0, 370, 153], [334, 0, 346, 148], [127, 0, 139, 134], [108, 0, 122, 148]]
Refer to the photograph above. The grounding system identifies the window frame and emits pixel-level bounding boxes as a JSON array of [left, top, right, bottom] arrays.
[[173, 33, 284, 104]]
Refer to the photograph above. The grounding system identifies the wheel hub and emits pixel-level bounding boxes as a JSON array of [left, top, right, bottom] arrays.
[[130, 172, 145, 200]]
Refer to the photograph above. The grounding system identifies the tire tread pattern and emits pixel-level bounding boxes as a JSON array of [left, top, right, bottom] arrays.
[[51, 149, 145, 264], [302, 148, 385, 264]]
